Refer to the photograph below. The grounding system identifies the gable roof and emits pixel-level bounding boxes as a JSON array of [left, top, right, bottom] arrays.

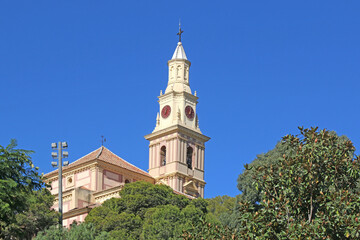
[[44, 146, 152, 178]]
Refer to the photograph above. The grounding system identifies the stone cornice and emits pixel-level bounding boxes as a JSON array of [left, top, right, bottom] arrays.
[[159, 90, 198, 103], [96, 161, 154, 182], [148, 162, 204, 174], [44, 161, 98, 182], [53, 188, 74, 203], [44, 158, 154, 183], [167, 58, 191, 67], [145, 124, 210, 142], [147, 135, 205, 148], [63, 206, 94, 220], [93, 185, 123, 202], [153, 172, 206, 185]]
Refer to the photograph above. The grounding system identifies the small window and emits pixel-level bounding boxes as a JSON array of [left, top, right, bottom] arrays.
[[160, 146, 166, 166], [186, 147, 193, 169]]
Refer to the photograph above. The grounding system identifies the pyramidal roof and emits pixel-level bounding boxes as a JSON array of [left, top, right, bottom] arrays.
[[44, 146, 152, 178], [171, 42, 187, 60]]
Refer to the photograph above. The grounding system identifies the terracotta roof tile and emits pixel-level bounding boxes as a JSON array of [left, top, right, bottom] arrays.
[[44, 147, 152, 178]]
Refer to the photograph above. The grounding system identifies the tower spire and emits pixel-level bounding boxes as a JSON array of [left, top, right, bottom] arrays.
[[145, 31, 210, 198]]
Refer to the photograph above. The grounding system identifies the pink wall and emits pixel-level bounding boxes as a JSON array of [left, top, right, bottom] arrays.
[[64, 212, 89, 228], [75, 170, 91, 189], [50, 178, 65, 195], [78, 199, 90, 208], [63, 200, 71, 212], [103, 170, 123, 190]]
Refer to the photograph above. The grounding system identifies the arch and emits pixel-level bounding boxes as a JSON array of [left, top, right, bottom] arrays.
[[186, 146, 193, 169], [125, 179, 130, 184], [170, 66, 174, 79], [160, 146, 166, 166]]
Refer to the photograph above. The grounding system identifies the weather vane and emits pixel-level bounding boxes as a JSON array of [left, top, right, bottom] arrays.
[[177, 20, 184, 42], [101, 135, 106, 146]]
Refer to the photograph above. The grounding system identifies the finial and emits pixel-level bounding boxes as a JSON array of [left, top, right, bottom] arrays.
[[177, 20, 184, 42], [194, 91, 197, 96], [160, 90, 163, 96], [101, 135, 106, 146], [156, 113, 160, 126]]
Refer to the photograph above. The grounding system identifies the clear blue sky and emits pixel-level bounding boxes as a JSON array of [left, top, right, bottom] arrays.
[[1, 1, 360, 198]]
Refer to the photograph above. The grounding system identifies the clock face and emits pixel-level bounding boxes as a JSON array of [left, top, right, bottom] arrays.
[[161, 105, 171, 118], [185, 106, 194, 120]]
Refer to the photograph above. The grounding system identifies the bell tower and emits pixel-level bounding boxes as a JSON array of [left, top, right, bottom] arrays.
[[145, 27, 210, 198]]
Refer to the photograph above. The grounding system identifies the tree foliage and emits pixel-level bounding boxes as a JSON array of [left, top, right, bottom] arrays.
[[141, 204, 183, 239], [234, 127, 360, 239], [85, 181, 209, 239], [206, 195, 236, 227], [0, 140, 44, 226], [237, 141, 295, 203], [237, 130, 351, 203], [35, 222, 108, 240], [181, 217, 239, 240], [0, 140, 58, 239], [1, 189, 59, 239]]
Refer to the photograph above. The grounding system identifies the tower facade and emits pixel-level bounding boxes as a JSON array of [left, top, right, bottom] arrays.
[[145, 36, 210, 198]]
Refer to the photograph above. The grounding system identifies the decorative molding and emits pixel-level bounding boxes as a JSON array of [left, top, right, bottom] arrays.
[[63, 206, 94, 220], [96, 161, 154, 183], [45, 162, 98, 182], [145, 124, 210, 142], [93, 185, 124, 203], [153, 172, 206, 185]]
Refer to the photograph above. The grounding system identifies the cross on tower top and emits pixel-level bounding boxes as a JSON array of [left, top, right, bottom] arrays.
[[101, 136, 106, 146], [177, 21, 184, 42]]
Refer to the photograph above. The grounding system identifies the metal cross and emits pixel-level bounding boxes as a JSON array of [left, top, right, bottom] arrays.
[[177, 21, 184, 42], [101, 136, 106, 146]]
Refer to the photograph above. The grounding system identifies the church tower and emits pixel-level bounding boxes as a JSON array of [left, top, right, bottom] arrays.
[[145, 27, 210, 198]]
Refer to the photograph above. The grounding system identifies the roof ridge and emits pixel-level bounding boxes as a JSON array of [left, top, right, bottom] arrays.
[[44, 147, 102, 176], [95, 146, 104, 158], [102, 147, 150, 175], [69, 147, 102, 166]]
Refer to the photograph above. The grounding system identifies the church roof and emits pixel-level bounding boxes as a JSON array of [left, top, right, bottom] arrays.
[[171, 42, 187, 60], [44, 146, 152, 178]]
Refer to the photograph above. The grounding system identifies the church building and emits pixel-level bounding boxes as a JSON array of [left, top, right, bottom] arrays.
[[44, 29, 210, 227]]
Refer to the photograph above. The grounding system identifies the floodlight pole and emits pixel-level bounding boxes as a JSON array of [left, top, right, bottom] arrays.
[[57, 141, 63, 226], [51, 141, 68, 227]]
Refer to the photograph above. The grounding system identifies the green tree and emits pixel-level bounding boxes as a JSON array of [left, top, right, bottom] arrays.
[[66, 222, 97, 240], [0, 140, 44, 226], [206, 195, 236, 226], [234, 127, 360, 239], [85, 181, 192, 239], [181, 217, 239, 240], [141, 205, 183, 240], [237, 130, 351, 203], [85, 181, 217, 239], [33, 225, 67, 240], [142, 199, 208, 240], [0, 140, 58, 239], [118, 181, 189, 217], [2, 189, 59, 239], [35, 222, 108, 240]]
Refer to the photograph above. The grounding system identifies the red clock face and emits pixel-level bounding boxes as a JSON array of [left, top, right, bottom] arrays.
[[185, 106, 194, 120], [161, 105, 171, 118]]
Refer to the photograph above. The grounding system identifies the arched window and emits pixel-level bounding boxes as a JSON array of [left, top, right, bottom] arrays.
[[160, 146, 166, 166], [186, 147, 193, 169], [125, 179, 130, 184]]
